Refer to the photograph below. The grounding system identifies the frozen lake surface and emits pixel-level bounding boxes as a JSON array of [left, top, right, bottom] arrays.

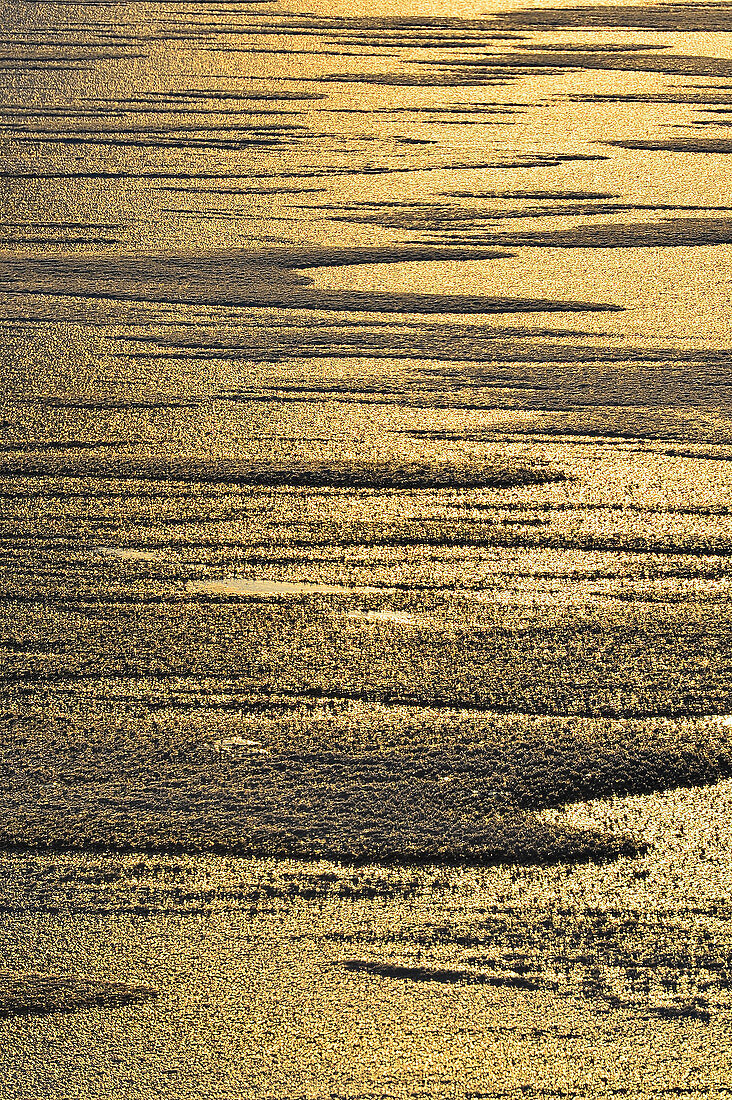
[[3, 0, 732, 1093]]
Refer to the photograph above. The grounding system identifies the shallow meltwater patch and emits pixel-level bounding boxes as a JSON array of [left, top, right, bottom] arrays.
[[186, 577, 386, 596], [338, 960, 529, 986], [0, 246, 623, 316], [0, 457, 568, 491], [0, 973, 158, 1018]]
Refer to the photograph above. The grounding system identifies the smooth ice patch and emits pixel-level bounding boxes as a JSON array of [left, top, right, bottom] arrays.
[[186, 578, 385, 596], [347, 610, 426, 626], [205, 737, 270, 759], [95, 547, 162, 562]]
